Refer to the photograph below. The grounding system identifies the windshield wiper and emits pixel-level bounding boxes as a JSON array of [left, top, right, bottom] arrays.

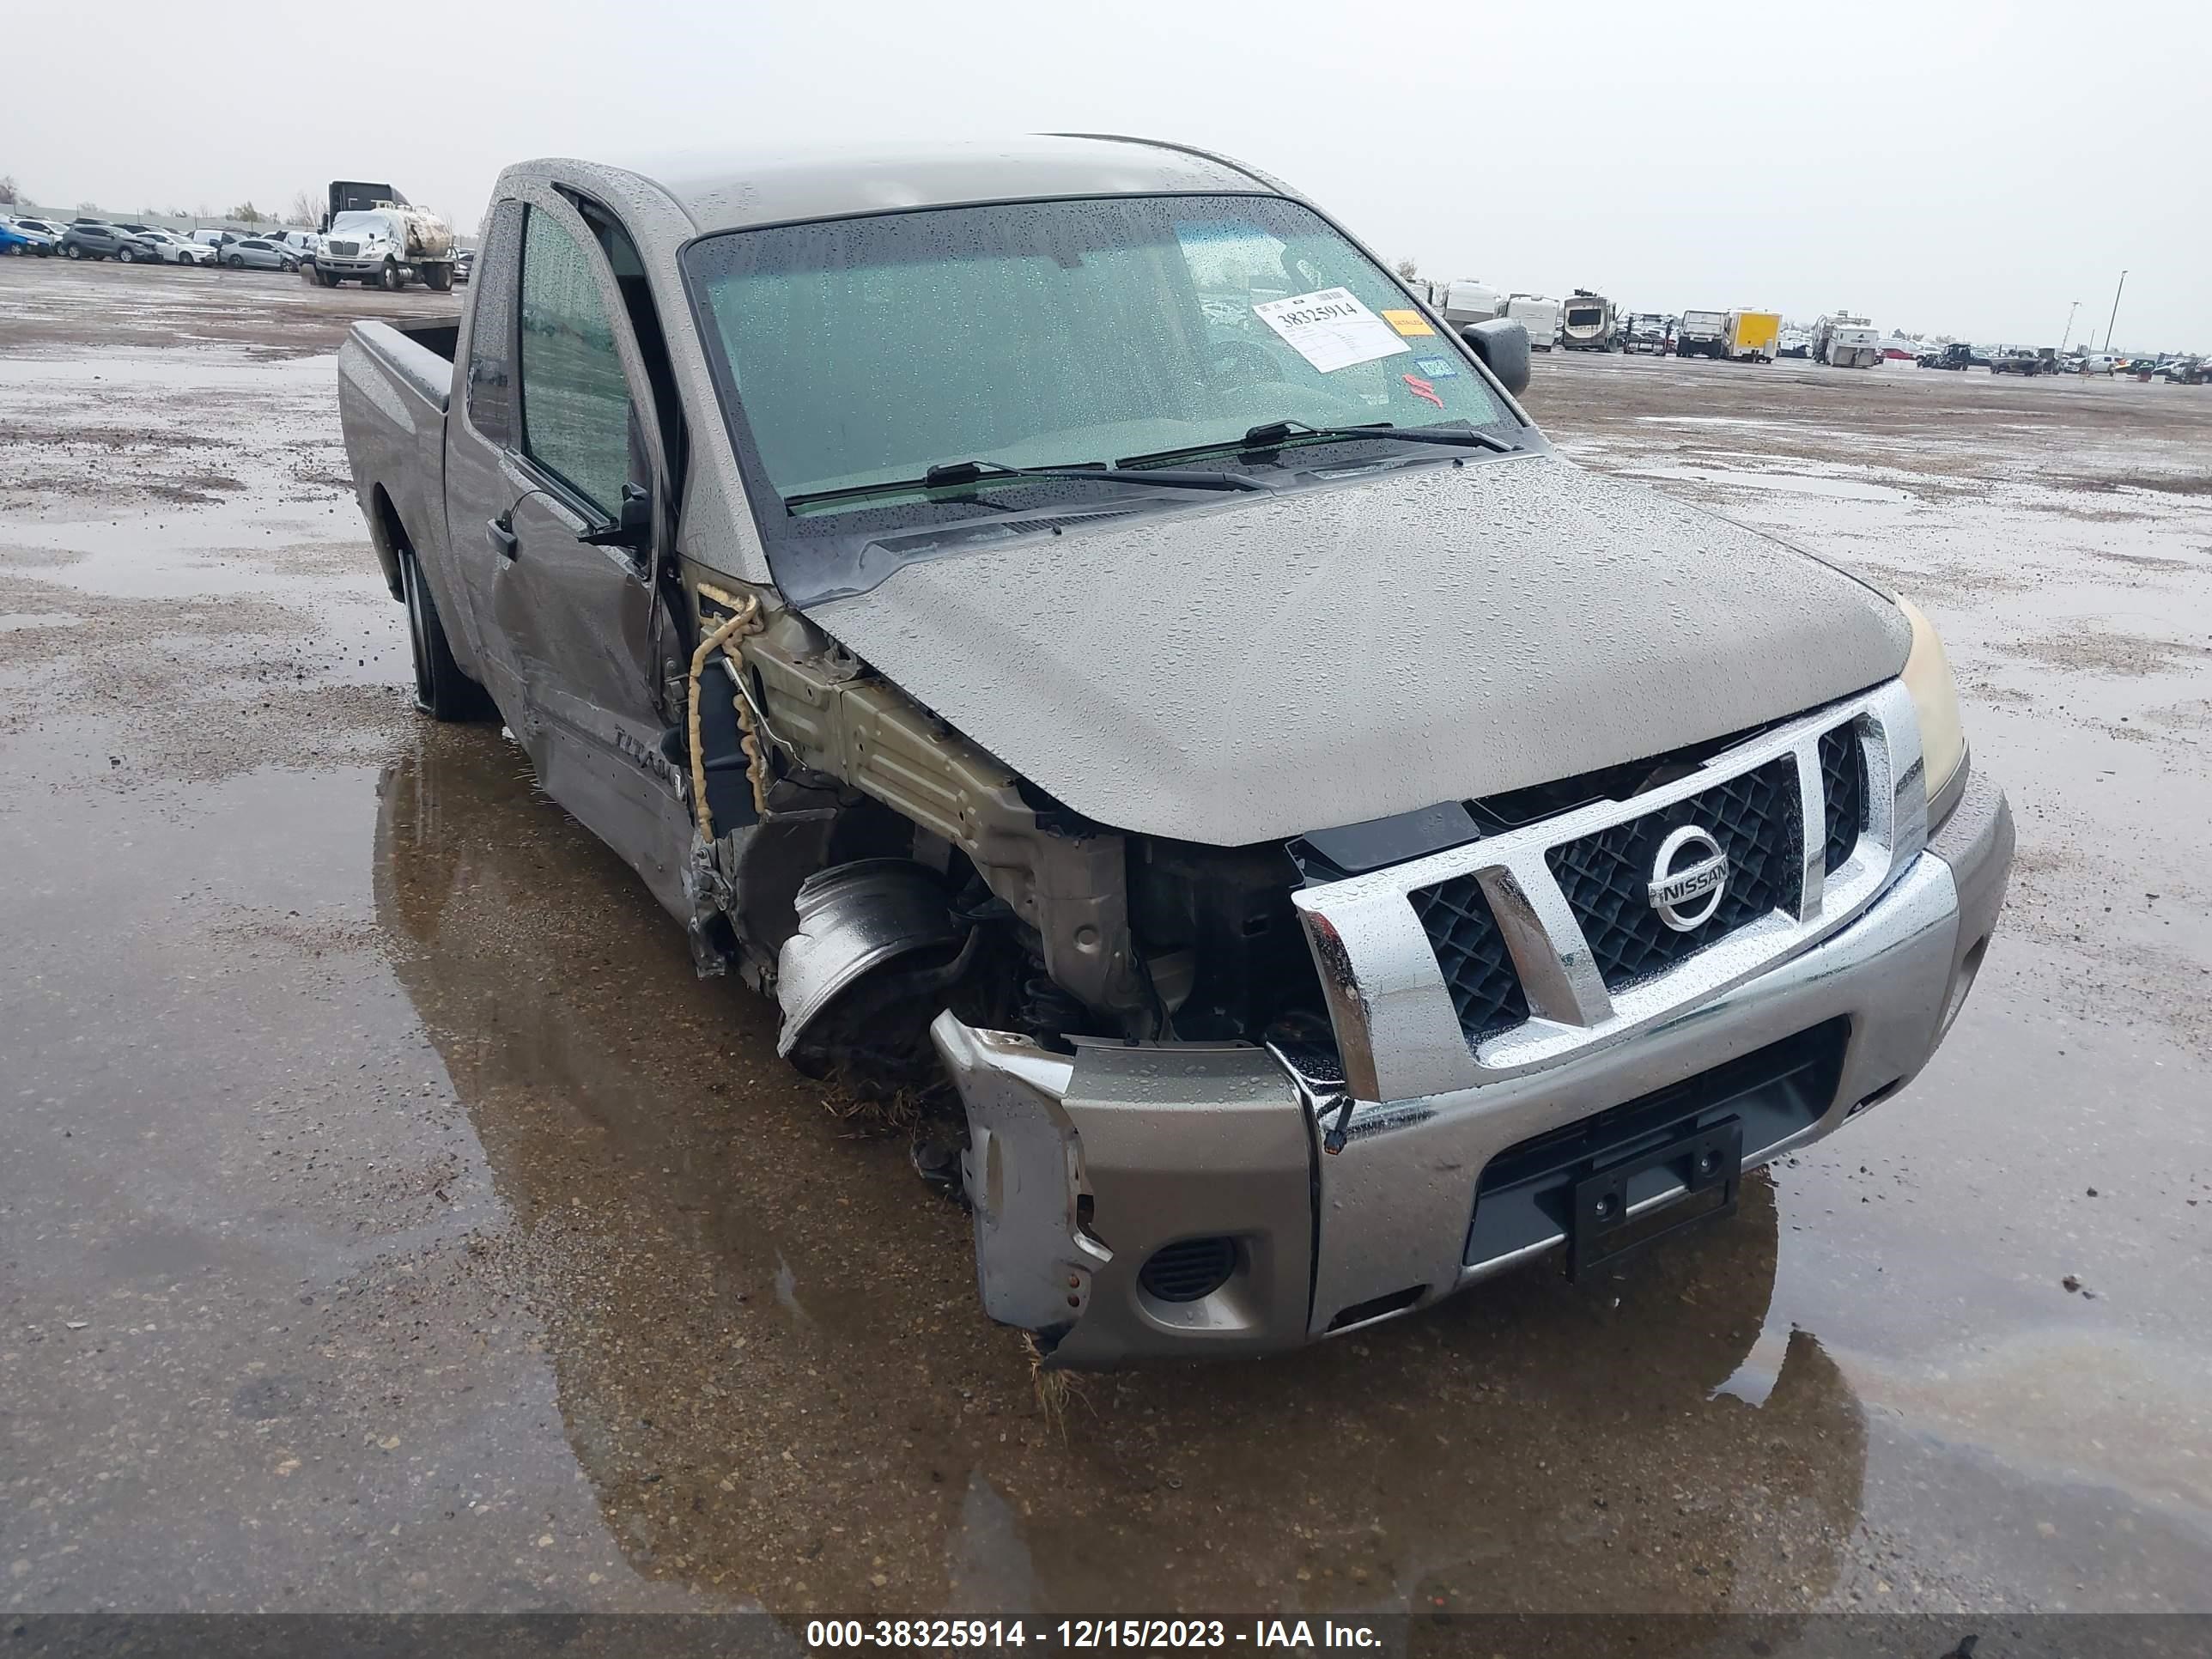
[[1120, 420, 1516, 471], [785, 457, 1264, 513]]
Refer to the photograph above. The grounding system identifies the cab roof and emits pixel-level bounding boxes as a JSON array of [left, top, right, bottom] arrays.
[[611, 134, 1286, 235]]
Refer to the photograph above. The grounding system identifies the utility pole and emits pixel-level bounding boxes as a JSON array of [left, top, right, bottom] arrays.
[[2102, 270, 2128, 353], [2060, 300, 2081, 349]]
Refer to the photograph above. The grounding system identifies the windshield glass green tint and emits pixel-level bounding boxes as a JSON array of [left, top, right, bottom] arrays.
[[684, 194, 1509, 507]]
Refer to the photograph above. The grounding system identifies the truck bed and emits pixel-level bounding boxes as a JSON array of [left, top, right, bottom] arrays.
[[337, 317, 461, 602]]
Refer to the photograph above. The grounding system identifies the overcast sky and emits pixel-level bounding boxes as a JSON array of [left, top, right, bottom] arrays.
[[10, 0, 2207, 349]]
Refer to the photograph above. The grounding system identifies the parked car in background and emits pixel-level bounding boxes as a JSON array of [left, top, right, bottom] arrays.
[[1, 216, 57, 255], [216, 236, 301, 271], [266, 229, 321, 263], [9, 215, 68, 242], [59, 222, 161, 262], [132, 228, 216, 266], [2071, 352, 2118, 375], [452, 247, 475, 284]]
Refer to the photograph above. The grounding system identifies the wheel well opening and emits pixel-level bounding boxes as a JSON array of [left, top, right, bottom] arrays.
[[368, 486, 410, 599]]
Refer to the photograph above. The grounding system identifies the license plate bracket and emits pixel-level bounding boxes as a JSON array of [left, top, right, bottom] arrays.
[[1566, 1116, 1742, 1280]]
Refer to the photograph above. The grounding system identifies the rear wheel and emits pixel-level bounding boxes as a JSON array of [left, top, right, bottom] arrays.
[[225, 253, 244, 269], [400, 550, 495, 721], [421, 262, 453, 293], [64, 244, 82, 259]]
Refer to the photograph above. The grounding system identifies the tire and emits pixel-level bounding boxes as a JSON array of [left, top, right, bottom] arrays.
[[421, 263, 453, 293], [317, 266, 339, 288], [400, 550, 495, 721], [380, 258, 404, 293], [64, 244, 81, 259], [225, 253, 244, 269], [117, 246, 135, 264]]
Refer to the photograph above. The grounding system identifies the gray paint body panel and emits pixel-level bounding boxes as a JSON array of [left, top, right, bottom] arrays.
[[620, 135, 1269, 235], [811, 453, 1911, 846]]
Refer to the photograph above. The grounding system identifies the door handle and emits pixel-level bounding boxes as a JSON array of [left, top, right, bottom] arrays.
[[486, 516, 519, 561]]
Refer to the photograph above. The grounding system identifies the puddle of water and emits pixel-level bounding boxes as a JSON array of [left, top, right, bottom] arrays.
[[773, 1254, 813, 1327], [0, 352, 339, 392], [1618, 465, 1915, 501]]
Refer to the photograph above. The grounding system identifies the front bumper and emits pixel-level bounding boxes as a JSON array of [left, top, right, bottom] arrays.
[[933, 717, 2012, 1369]]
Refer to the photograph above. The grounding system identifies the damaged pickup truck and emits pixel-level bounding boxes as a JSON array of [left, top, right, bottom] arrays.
[[337, 135, 2013, 1367]]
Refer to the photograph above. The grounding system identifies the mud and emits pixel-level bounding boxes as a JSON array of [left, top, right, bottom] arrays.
[[3, 263, 2209, 1619]]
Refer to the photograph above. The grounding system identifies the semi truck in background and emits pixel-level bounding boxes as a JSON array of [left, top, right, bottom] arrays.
[[1504, 293, 1562, 349], [1621, 313, 1671, 355], [309, 179, 458, 292], [1813, 313, 1882, 368], [1675, 309, 1729, 359], [1726, 310, 1782, 363], [1560, 289, 1615, 350]]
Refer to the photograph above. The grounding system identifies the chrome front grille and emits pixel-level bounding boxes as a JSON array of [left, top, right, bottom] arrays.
[[327, 240, 360, 256], [1547, 754, 1802, 991], [1291, 684, 1926, 1104], [1819, 723, 1865, 872], [1409, 875, 1528, 1044]]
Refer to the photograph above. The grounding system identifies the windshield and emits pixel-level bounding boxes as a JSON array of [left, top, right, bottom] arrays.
[[683, 192, 1516, 562]]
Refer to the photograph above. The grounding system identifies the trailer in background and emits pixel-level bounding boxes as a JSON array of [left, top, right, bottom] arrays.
[[1813, 313, 1882, 368], [1504, 293, 1562, 349], [1726, 310, 1782, 362], [1433, 279, 1503, 328], [1560, 289, 1615, 350]]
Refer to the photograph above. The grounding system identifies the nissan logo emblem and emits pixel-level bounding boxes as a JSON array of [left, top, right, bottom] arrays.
[[1647, 825, 1730, 932]]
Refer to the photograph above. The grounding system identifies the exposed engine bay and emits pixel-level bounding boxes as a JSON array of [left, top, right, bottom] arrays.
[[684, 590, 1340, 1105]]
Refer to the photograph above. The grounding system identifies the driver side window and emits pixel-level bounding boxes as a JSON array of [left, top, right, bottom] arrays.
[[517, 208, 632, 516]]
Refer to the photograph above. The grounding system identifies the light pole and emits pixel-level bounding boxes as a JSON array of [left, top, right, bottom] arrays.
[[2060, 300, 2081, 350], [2102, 270, 2128, 353]]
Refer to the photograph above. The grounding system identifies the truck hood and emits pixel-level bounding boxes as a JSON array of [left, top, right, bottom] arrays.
[[807, 453, 1911, 846]]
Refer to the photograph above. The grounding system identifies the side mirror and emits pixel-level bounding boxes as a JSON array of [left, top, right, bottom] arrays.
[[578, 481, 652, 556], [1462, 318, 1532, 397]]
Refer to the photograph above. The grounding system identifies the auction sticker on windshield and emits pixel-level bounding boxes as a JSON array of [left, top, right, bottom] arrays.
[[1252, 288, 1412, 374]]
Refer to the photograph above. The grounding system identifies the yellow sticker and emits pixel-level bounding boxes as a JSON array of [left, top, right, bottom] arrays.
[[1381, 308, 1435, 337]]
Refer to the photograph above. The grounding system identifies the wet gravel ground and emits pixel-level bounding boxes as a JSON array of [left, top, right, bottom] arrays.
[[3, 260, 2209, 1619]]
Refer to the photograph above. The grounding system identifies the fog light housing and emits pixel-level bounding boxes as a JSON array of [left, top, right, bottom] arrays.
[[1139, 1237, 1238, 1304]]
